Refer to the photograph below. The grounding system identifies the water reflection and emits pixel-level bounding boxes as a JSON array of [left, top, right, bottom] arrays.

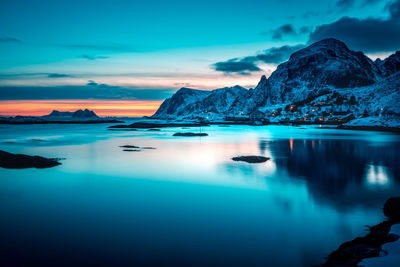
[[267, 138, 400, 208]]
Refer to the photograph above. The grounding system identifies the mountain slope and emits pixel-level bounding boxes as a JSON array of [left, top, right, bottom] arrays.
[[152, 86, 247, 119]]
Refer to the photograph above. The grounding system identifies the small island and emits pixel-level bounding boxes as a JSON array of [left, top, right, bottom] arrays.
[[232, 156, 270, 163], [0, 150, 61, 169], [173, 132, 208, 137]]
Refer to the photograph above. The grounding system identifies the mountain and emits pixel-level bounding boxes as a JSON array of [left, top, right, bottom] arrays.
[[43, 109, 98, 119], [152, 38, 400, 126], [45, 110, 74, 117], [378, 51, 400, 76], [152, 86, 247, 119], [72, 109, 98, 118]]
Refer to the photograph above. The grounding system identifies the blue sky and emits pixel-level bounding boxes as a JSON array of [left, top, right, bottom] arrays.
[[0, 0, 398, 102]]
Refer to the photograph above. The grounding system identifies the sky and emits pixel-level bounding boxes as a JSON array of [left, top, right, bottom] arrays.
[[0, 0, 399, 116]]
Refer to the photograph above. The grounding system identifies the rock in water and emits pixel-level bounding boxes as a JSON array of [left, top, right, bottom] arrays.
[[173, 132, 208, 137], [0, 150, 61, 169], [232, 156, 270, 163], [384, 197, 400, 221]]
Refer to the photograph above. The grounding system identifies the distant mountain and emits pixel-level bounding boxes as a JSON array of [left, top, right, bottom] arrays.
[[46, 110, 74, 117], [72, 109, 98, 118], [44, 109, 98, 118], [152, 38, 400, 127]]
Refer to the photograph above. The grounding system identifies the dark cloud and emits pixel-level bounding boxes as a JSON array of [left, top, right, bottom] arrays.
[[212, 44, 305, 75], [0, 81, 175, 100], [47, 73, 72, 78], [0, 73, 72, 79], [57, 44, 136, 52], [253, 45, 306, 63], [336, 0, 355, 9], [79, 55, 109, 60], [299, 26, 312, 34], [0, 37, 21, 43], [309, 0, 400, 52], [264, 24, 310, 40], [271, 24, 297, 40], [212, 60, 261, 75], [336, 0, 382, 10]]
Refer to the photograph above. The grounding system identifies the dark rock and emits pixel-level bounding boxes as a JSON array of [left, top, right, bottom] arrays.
[[384, 197, 400, 221], [232, 156, 270, 163], [0, 150, 61, 169], [141, 147, 156, 149], [318, 197, 400, 266], [147, 128, 161, 131], [319, 220, 399, 266], [109, 122, 209, 129], [119, 145, 140, 148], [173, 132, 208, 137]]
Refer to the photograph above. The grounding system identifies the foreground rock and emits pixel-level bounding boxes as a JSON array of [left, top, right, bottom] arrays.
[[109, 122, 209, 129], [319, 197, 400, 266], [173, 132, 208, 137], [232, 156, 270, 163], [384, 197, 400, 221], [0, 150, 61, 169]]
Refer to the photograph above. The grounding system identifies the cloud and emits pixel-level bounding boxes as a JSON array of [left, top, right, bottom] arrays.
[[56, 44, 136, 52], [0, 37, 21, 43], [309, 0, 400, 52], [213, 60, 261, 75], [336, 0, 355, 9], [79, 55, 109, 60], [47, 73, 72, 78], [264, 24, 311, 40], [212, 44, 305, 75], [271, 24, 297, 40], [0, 81, 175, 100]]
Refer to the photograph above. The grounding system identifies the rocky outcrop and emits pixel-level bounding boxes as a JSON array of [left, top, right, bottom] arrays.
[[0, 150, 61, 169], [232, 156, 270, 163]]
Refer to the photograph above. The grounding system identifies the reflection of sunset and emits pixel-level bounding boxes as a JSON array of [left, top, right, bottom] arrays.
[[0, 99, 162, 117]]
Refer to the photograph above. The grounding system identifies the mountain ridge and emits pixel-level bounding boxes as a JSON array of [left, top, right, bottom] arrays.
[[152, 38, 400, 125]]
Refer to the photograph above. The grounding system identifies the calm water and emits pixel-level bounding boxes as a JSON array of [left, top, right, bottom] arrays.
[[1, 123, 400, 266]]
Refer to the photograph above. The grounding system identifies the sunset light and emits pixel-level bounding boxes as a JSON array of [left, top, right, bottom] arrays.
[[0, 99, 162, 117]]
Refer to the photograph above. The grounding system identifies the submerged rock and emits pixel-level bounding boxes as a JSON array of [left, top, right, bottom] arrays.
[[232, 156, 270, 163], [384, 197, 400, 221], [173, 132, 208, 137], [0, 150, 61, 169], [141, 147, 156, 149]]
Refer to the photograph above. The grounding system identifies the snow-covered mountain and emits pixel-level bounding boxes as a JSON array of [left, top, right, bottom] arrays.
[[152, 86, 247, 119], [152, 38, 400, 125]]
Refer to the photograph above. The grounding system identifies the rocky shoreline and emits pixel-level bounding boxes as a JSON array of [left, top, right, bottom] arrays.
[[318, 197, 400, 266]]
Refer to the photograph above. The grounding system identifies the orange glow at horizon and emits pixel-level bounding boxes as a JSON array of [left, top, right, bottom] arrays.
[[0, 99, 163, 117]]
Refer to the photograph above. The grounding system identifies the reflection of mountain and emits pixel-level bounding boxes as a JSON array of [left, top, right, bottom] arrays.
[[269, 139, 400, 208]]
